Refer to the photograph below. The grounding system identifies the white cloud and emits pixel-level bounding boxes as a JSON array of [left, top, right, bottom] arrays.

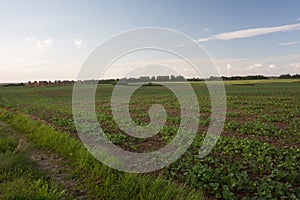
[[27, 36, 52, 48], [279, 41, 300, 46], [196, 23, 300, 42], [297, 17, 300, 21], [204, 28, 211, 32], [226, 63, 232, 70], [37, 39, 52, 48], [248, 62, 263, 69], [212, 54, 300, 76], [74, 38, 86, 48], [268, 64, 276, 69], [26, 36, 37, 42], [291, 62, 300, 68]]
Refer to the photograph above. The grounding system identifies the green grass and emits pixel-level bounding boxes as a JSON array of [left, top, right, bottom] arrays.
[[0, 123, 64, 199], [0, 127, 18, 153]]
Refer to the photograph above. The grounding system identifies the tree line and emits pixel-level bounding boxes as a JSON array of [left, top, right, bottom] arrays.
[[1, 73, 300, 87]]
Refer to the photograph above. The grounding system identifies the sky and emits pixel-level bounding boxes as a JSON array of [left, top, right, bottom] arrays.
[[0, 0, 300, 82]]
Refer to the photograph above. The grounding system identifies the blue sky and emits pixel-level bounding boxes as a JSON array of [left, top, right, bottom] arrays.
[[1, 0, 300, 82]]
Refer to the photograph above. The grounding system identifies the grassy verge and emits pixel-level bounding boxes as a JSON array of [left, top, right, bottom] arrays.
[[0, 108, 203, 199], [0, 123, 64, 199]]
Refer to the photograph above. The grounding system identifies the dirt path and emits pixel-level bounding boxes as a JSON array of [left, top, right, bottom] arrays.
[[0, 121, 87, 199], [28, 148, 87, 199]]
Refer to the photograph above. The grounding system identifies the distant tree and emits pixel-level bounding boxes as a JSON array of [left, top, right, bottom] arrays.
[[3, 83, 25, 87], [220, 75, 268, 80], [292, 74, 300, 79], [279, 74, 292, 79], [187, 77, 204, 81], [98, 79, 116, 84]]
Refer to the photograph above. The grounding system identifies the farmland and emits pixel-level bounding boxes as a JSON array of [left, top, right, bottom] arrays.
[[0, 79, 299, 199]]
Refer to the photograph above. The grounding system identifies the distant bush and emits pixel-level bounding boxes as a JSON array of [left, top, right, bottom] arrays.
[[2, 83, 24, 87], [221, 75, 268, 81], [142, 82, 162, 86], [279, 73, 300, 79]]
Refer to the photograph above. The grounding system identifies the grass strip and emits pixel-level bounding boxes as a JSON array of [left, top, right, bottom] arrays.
[[0, 122, 65, 199]]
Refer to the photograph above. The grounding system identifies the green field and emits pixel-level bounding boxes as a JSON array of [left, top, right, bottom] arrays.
[[0, 79, 299, 199]]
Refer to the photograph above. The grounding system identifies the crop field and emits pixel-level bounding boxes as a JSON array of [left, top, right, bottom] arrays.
[[0, 79, 299, 199]]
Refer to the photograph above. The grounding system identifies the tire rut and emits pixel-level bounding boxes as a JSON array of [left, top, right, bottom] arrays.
[[0, 121, 87, 199]]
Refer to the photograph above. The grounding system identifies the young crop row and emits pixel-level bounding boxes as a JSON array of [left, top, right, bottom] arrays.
[[166, 134, 300, 199]]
